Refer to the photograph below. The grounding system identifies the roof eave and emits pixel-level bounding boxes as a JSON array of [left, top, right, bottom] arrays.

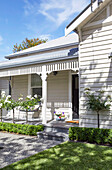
[[65, 0, 108, 36]]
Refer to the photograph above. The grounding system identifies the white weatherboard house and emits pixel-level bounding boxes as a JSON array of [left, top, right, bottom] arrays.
[[0, 0, 112, 129], [0, 34, 79, 124], [66, 0, 112, 129]]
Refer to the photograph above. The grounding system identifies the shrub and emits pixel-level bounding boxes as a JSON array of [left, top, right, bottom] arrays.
[[69, 127, 112, 145], [0, 122, 44, 136]]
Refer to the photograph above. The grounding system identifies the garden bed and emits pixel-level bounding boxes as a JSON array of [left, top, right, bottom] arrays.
[[0, 122, 44, 136], [69, 127, 112, 146]]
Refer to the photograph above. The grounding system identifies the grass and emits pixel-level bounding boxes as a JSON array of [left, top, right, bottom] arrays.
[[1, 141, 112, 170]]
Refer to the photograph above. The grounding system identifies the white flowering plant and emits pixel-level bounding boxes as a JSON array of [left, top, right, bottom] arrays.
[[84, 87, 112, 128], [0, 91, 6, 109], [19, 94, 40, 111], [54, 111, 65, 118], [4, 95, 19, 111]]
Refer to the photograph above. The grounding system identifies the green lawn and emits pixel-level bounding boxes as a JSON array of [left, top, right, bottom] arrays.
[[2, 142, 112, 170]]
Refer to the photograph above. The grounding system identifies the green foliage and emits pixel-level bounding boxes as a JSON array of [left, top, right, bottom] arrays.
[[84, 88, 111, 113], [19, 95, 40, 111], [69, 127, 112, 145], [0, 122, 44, 136], [0, 93, 40, 116], [13, 37, 47, 53], [0, 93, 19, 111], [4, 96, 19, 110]]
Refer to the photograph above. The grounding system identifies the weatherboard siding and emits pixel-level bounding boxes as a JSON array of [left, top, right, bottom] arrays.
[[0, 78, 9, 116], [12, 75, 28, 100], [0, 78, 9, 93], [47, 70, 70, 120], [79, 2, 112, 129]]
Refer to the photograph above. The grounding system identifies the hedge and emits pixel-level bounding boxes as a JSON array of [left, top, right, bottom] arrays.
[[0, 122, 44, 136], [69, 127, 112, 145]]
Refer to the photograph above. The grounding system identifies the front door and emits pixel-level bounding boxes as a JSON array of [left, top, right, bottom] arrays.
[[72, 75, 79, 119]]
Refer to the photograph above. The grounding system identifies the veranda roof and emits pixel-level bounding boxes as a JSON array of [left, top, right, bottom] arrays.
[[0, 48, 78, 70]]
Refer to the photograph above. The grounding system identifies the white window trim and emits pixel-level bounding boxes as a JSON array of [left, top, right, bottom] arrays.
[[28, 74, 42, 97]]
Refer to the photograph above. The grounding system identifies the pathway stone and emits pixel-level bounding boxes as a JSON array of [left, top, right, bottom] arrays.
[[0, 132, 61, 169]]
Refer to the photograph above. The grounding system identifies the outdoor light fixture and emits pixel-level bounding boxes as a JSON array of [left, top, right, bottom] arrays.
[[53, 71, 58, 76]]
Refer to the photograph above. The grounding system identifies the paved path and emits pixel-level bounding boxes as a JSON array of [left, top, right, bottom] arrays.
[[0, 132, 61, 169]]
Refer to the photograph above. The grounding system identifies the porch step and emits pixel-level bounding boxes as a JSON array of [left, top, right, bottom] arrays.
[[44, 125, 69, 134], [37, 131, 69, 142], [37, 124, 69, 142]]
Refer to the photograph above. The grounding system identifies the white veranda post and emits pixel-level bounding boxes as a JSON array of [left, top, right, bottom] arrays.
[[42, 65, 47, 124]]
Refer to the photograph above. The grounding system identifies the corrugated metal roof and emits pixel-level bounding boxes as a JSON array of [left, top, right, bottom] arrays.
[[5, 33, 78, 59], [0, 48, 78, 70]]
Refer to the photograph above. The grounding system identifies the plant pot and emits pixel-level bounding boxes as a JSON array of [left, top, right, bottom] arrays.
[[56, 117, 65, 121]]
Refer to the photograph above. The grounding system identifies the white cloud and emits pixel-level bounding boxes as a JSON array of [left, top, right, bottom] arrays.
[[24, 0, 39, 16], [0, 35, 3, 45], [39, 34, 52, 40], [24, 0, 89, 27]]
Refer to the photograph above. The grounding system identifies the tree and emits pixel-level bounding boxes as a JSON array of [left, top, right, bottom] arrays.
[[13, 37, 47, 53], [84, 88, 111, 128]]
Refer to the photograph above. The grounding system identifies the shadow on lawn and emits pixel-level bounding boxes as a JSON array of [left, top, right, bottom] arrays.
[[2, 141, 112, 170]]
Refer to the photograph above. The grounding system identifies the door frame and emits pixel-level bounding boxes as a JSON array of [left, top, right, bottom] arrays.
[[68, 71, 79, 120], [72, 74, 79, 118]]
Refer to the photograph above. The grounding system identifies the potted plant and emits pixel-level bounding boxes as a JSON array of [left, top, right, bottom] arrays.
[[54, 111, 65, 121], [19, 94, 40, 123]]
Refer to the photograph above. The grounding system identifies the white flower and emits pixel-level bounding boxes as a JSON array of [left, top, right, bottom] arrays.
[[5, 100, 11, 104], [34, 105, 39, 109], [31, 97, 34, 100], [18, 97, 23, 101], [34, 94, 38, 98], [27, 95, 31, 99], [57, 111, 61, 115], [6, 95, 11, 101], [0, 103, 2, 108], [105, 101, 110, 106], [6, 95, 11, 98], [1, 91, 5, 94], [89, 91, 95, 95], [98, 89, 104, 93], [1, 91, 6, 98]]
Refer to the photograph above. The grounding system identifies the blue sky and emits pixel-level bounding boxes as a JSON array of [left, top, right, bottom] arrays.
[[0, 0, 90, 61]]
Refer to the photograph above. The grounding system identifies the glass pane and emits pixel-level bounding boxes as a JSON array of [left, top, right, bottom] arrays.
[[32, 88, 42, 98], [31, 74, 42, 87]]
